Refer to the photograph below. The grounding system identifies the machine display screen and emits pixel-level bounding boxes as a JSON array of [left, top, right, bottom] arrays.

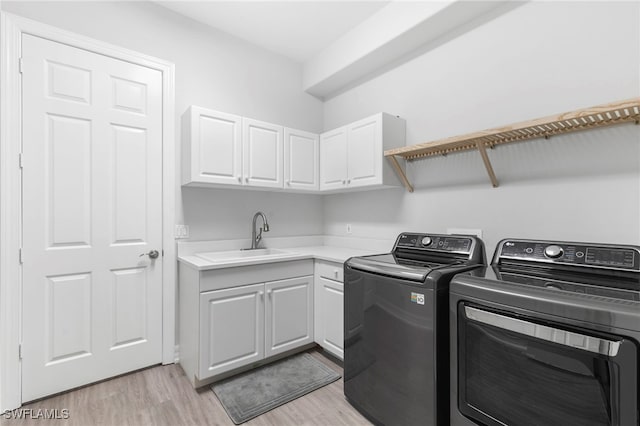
[[442, 238, 471, 252], [586, 248, 635, 268]]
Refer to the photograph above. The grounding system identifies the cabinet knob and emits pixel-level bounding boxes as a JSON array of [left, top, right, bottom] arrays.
[[237, 176, 242, 183], [245, 177, 249, 183], [346, 179, 351, 184], [342, 180, 346, 185]]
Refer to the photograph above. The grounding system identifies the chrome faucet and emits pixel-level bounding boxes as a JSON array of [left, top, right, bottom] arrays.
[[250, 211, 270, 249]]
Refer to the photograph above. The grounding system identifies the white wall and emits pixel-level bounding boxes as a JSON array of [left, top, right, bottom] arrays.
[[182, 188, 323, 241], [323, 1, 640, 253], [2, 0, 638, 251], [1, 0, 325, 241]]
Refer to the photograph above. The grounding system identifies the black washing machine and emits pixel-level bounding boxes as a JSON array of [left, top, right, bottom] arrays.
[[450, 239, 640, 426], [344, 232, 486, 426]]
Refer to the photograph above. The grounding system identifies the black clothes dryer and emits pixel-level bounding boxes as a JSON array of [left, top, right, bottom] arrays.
[[450, 239, 640, 426]]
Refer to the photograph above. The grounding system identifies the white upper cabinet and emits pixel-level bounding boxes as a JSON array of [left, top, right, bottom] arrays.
[[319, 127, 348, 191], [284, 128, 319, 191], [347, 115, 382, 188], [182, 106, 243, 186], [182, 107, 285, 189], [183, 106, 404, 193], [320, 113, 405, 192], [243, 118, 284, 189]]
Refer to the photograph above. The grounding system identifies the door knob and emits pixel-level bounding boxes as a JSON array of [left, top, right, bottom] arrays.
[[140, 250, 160, 259]]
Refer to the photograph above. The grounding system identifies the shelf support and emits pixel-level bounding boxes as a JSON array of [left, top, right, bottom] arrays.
[[387, 155, 414, 192], [475, 141, 499, 188]]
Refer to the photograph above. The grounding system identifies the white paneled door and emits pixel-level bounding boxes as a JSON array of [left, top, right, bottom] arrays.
[[21, 34, 163, 402]]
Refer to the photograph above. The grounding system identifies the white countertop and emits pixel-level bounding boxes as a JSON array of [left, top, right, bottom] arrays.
[[295, 245, 377, 263], [178, 245, 376, 271]]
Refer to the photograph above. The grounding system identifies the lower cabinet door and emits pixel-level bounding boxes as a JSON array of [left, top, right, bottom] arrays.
[[318, 277, 344, 359], [265, 276, 314, 358], [198, 283, 265, 379]]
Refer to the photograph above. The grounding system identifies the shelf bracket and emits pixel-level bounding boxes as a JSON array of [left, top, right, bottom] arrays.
[[475, 141, 499, 188], [387, 155, 414, 192]]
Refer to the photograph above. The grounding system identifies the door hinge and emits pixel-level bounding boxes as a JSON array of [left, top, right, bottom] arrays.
[[18, 344, 22, 360], [18, 58, 23, 74], [19, 248, 23, 264], [18, 153, 23, 169]]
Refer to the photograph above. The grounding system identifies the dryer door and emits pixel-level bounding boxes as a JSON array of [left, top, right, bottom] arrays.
[[456, 303, 638, 426]]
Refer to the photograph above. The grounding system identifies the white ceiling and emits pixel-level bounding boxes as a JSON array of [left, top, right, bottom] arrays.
[[156, 1, 390, 63]]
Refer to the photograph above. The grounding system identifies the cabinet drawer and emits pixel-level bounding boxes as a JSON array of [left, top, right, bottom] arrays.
[[315, 260, 344, 283]]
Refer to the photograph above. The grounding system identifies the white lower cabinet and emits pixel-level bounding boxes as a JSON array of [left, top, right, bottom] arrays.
[[199, 283, 265, 379], [314, 261, 344, 360], [179, 260, 314, 386], [265, 277, 314, 357]]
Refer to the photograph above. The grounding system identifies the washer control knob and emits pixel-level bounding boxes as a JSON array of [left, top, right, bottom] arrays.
[[421, 236, 432, 246], [544, 245, 564, 259]]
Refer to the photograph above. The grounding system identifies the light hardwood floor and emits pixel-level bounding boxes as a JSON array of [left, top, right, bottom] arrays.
[[1, 349, 371, 426]]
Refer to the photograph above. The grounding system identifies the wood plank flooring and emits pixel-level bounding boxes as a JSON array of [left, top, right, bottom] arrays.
[[1, 349, 371, 426]]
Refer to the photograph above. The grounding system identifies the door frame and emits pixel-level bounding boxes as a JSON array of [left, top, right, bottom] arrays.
[[0, 12, 176, 411]]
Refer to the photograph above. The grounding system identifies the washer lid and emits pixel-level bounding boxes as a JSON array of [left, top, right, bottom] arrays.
[[346, 253, 460, 282]]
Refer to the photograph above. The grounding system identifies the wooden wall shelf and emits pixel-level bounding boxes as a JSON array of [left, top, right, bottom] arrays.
[[385, 98, 640, 192]]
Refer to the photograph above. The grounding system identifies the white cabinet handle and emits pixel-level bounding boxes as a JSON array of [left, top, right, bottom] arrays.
[[342, 180, 346, 185], [286, 181, 291, 186], [267, 289, 272, 297], [346, 179, 351, 184], [245, 177, 249, 183], [259, 291, 264, 300], [237, 176, 242, 183]]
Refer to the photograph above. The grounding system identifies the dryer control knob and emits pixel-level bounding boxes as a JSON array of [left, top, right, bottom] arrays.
[[544, 245, 564, 259], [421, 236, 432, 246]]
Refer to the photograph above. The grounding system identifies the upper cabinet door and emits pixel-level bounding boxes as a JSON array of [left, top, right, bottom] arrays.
[[284, 128, 319, 191], [319, 126, 348, 190], [183, 106, 242, 186], [347, 114, 383, 188], [243, 118, 284, 188]]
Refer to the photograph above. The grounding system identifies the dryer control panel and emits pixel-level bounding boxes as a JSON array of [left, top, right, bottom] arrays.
[[496, 239, 640, 271]]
